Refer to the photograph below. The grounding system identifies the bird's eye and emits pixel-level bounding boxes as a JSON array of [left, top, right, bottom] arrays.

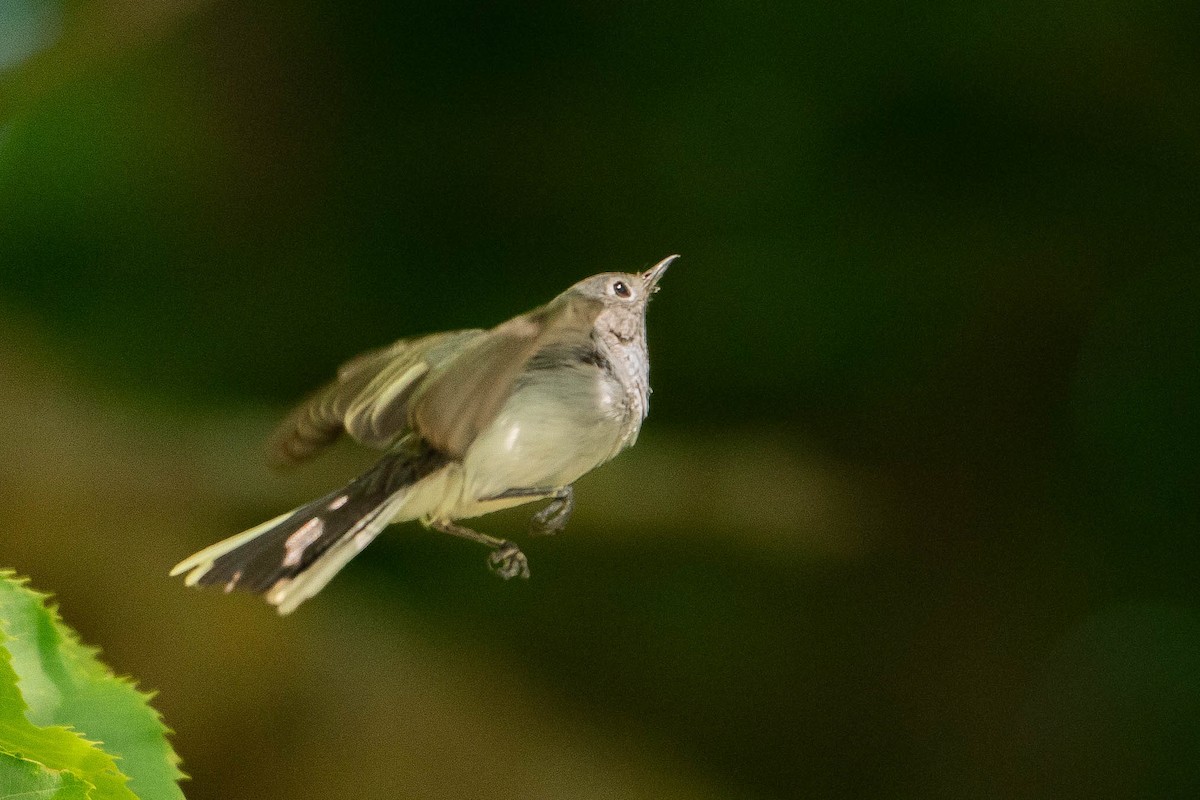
[[612, 281, 631, 298]]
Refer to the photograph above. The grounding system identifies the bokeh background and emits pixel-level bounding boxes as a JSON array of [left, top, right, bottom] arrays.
[[2, 1, 1199, 798]]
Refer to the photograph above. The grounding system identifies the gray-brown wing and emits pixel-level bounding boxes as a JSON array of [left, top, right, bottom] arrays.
[[268, 329, 485, 465], [408, 316, 544, 459], [410, 295, 603, 458]]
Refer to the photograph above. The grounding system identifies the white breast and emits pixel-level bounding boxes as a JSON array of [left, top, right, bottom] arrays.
[[455, 361, 629, 508]]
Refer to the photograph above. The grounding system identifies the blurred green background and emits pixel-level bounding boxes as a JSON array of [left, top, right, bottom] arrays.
[[2, 1, 1199, 798]]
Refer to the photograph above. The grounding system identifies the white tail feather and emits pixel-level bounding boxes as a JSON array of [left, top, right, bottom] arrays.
[[264, 494, 409, 614]]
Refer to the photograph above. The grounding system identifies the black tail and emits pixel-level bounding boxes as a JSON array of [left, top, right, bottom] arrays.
[[172, 447, 448, 613]]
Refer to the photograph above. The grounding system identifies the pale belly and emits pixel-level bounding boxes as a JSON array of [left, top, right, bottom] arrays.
[[448, 365, 629, 519]]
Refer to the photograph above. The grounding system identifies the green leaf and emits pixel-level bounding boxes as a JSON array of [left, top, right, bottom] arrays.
[[0, 751, 90, 800], [0, 571, 184, 800], [0, 634, 131, 799]]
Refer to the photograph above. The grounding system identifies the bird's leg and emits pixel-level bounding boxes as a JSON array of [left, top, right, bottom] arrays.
[[484, 485, 575, 535], [426, 519, 529, 580]]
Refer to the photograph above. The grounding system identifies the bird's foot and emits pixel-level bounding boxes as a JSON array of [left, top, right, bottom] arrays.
[[531, 501, 568, 535], [483, 486, 575, 536], [530, 487, 574, 535], [488, 541, 530, 580]]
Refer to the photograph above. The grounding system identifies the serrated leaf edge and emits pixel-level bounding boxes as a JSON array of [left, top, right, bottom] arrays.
[[0, 571, 187, 795], [0, 571, 184, 775]]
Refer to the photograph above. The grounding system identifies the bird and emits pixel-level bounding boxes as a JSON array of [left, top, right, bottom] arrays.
[[170, 255, 676, 614]]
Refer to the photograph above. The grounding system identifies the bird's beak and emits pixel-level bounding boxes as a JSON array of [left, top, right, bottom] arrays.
[[642, 254, 678, 293]]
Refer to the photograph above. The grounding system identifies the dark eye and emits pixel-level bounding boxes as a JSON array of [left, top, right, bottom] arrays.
[[612, 281, 631, 298]]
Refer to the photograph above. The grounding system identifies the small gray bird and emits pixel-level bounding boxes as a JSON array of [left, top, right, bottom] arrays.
[[171, 255, 676, 614]]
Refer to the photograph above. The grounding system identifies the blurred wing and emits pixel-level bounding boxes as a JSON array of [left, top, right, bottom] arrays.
[[269, 329, 485, 464], [410, 315, 545, 458], [411, 296, 602, 458]]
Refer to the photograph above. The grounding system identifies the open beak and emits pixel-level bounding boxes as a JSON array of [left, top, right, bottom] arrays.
[[642, 254, 678, 293]]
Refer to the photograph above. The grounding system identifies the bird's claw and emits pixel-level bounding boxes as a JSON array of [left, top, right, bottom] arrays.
[[488, 541, 530, 580], [530, 500, 569, 535]]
